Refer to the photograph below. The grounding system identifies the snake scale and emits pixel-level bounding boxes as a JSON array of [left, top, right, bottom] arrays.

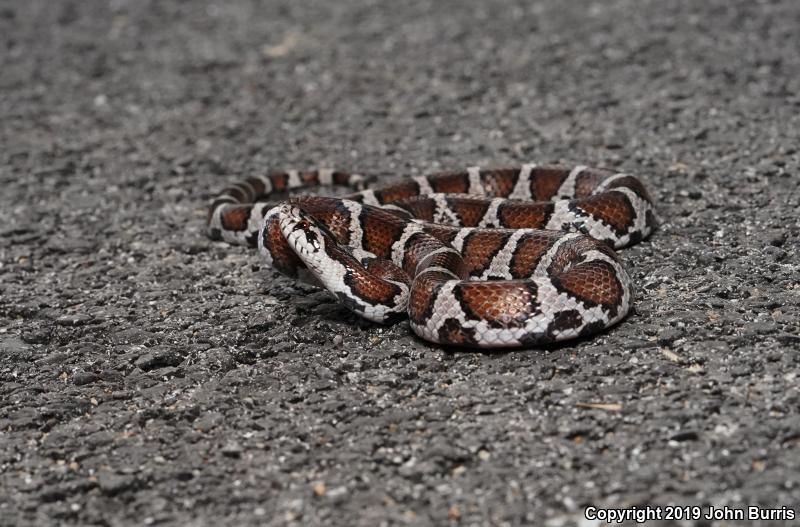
[[207, 164, 658, 348]]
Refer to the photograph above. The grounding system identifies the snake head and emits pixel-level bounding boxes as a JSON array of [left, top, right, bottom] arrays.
[[286, 218, 319, 251]]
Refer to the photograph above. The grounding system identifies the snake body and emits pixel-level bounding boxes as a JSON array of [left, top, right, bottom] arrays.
[[207, 164, 658, 348]]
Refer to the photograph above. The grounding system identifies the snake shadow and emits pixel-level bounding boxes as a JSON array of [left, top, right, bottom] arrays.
[[317, 301, 636, 358]]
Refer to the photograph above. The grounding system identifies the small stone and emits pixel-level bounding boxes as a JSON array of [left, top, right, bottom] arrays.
[[97, 472, 135, 496], [72, 372, 98, 386], [134, 347, 184, 371], [99, 369, 123, 382], [221, 441, 243, 458], [657, 328, 684, 346], [764, 246, 787, 262], [21, 327, 52, 344], [768, 233, 786, 247], [670, 430, 699, 442], [271, 341, 294, 354], [742, 322, 778, 336], [110, 328, 156, 345], [729, 365, 752, 378], [312, 482, 326, 496], [333, 335, 344, 347], [194, 412, 223, 432], [0, 335, 31, 357], [326, 486, 348, 502]]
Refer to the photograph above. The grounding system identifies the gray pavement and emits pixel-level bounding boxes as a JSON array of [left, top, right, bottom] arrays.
[[1, 0, 799, 525]]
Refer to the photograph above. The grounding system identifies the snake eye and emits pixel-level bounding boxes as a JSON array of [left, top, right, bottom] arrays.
[[291, 219, 310, 231], [303, 228, 319, 247]]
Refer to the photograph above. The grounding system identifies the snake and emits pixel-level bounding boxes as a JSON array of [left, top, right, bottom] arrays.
[[207, 164, 658, 348]]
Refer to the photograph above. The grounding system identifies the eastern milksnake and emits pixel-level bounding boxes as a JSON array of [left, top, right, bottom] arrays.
[[207, 164, 658, 348]]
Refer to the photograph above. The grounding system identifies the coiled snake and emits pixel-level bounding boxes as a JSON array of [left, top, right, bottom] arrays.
[[207, 164, 658, 348]]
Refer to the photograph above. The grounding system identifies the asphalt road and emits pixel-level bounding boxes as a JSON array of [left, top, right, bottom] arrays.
[[1, 1, 799, 526]]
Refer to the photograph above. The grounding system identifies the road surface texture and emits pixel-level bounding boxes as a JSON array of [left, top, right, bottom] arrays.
[[1, 1, 799, 526]]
